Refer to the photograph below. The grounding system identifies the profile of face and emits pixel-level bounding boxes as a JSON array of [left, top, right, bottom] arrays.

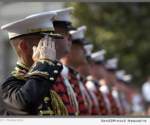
[[90, 63, 107, 80], [54, 26, 72, 59], [17, 35, 42, 67], [77, 64, 91, 77], [66, 43, 91, 76], [67, 44, 88, 67]]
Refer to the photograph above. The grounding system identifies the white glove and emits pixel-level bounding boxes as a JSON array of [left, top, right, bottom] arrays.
[[32, 35, 56, 62]]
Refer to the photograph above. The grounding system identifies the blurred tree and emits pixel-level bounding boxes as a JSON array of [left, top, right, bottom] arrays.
[[65, 2, 150, 87]]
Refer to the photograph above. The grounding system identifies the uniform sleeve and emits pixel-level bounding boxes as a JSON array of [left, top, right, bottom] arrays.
[[0, 59, 63, 115]]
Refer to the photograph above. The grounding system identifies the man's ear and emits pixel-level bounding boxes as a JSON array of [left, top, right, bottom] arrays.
[[18, 40, 28, 52]]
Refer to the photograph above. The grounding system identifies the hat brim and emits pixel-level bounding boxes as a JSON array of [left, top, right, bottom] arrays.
[[66, 25, 76, 31], [10, 31, 63, 40], [72, 39, 85, 45], [41, 32, 63, 39], [53, 21, 75, 31]]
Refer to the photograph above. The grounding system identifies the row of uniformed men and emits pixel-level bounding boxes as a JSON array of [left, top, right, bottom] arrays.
[[0, 7, 132, 115]]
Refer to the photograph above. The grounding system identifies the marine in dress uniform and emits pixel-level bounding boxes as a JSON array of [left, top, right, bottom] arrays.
[[29, 8, 79, 115], [0, 12, 67, 115], [104, 58, 122, 115], [65, 34, 101, 115], [60, 26, 93, 115], [52, 8, 80, 116], [89, 49, 122, 115], [83, 43, 110, 115], [115, 70, 132, 114], [90, 50, 112, 115]]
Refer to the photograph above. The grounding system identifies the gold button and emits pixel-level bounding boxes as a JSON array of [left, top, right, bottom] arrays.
[[49, 77, 54, 81], [57, 63, 61, 66], [54, 70, 58, 74]]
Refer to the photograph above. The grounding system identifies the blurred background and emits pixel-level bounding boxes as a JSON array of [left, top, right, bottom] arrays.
[[0, 2, 150, 114]]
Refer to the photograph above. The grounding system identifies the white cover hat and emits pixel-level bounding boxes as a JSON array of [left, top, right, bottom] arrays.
[[91, 49, 106, 62], [84, 44, 93, 56], [69, 26, 87, 40], [122, 74, 132, 83], [105, 57, 118, 70], [116, 70, 132, 83], [52, 7, 73, 23], [1, 11, 57, 39], [116, 70, 126, 80]]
